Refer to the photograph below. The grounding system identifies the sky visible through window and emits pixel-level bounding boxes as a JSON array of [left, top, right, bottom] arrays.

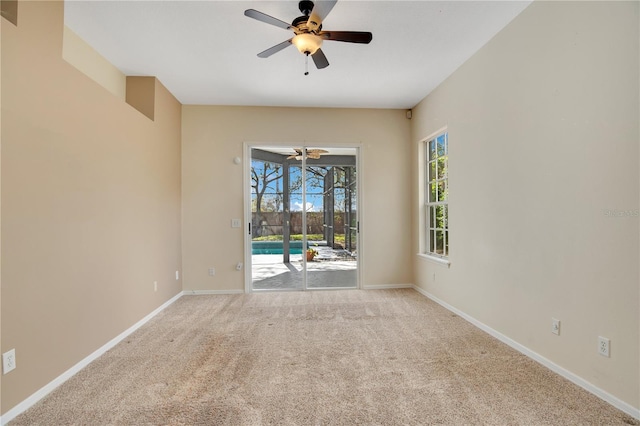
[[251, 161, 350, 213]]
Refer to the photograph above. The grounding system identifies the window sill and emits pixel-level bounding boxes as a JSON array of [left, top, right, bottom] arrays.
[[417, 253, 451, 267]]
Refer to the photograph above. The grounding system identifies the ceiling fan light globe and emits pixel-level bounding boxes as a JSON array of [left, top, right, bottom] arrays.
[[292, 33, 322, 55]]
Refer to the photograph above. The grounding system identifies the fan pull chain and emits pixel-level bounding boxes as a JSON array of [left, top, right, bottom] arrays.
[[304, 53, 309, 76]]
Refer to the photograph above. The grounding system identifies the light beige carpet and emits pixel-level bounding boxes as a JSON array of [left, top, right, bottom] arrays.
[[11, 289, 639, 425]]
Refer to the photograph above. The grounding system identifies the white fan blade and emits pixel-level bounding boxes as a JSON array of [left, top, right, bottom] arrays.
[[307, 0, 337, 32], [257, 39, 293, 58]]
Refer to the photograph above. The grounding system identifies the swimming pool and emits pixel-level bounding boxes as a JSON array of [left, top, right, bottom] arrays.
[[252, 241, 307, 255]]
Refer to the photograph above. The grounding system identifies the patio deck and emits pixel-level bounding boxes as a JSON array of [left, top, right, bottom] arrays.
[[251, 245, 357, 290]]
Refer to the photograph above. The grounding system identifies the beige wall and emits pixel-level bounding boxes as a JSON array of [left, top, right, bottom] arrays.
[[3, 0, 637, 419], [62, 25, 126, 100], [182, 106, 412, 291], [411, 1, 639, 411], [0, 0, 6, 406], [126, 76, 156, 121], [1, 1, 182, 414]]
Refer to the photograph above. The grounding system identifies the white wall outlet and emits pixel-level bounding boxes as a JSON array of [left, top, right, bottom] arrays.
[[231, 219, 241, 228], [175, 270, 180, 280], [236, 262, 243, 271], [551, 318, 560, 335], [3, 349, 16, 374], [154, 281, 158, 292], [598, 336, 610, 357], [208, 267, 215, 276]]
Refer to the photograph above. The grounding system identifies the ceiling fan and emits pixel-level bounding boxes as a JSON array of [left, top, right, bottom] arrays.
[[244, 0, 372, 73], [287, 148, 329, 160]]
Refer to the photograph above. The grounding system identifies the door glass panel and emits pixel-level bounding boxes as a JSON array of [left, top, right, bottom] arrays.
[[250, 146, 358, 291], [305, 148, 357, 289], [251, 147, 299, 290]]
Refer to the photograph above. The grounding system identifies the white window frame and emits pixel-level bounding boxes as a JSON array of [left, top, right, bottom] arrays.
[[420, 130, 449, 264]]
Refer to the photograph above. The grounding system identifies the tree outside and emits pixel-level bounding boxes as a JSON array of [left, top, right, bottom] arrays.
[[251, 159, 356, 243]]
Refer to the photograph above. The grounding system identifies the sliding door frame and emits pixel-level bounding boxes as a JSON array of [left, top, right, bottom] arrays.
[[243, 142, 362, 293]]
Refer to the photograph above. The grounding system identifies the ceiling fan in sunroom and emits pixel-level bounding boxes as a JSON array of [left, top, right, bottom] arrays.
[[287, 148, 329, 160], [244, 0, 372, 74]]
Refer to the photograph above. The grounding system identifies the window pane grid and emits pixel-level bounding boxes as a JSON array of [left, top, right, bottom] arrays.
[[424, 131, 448, 258]]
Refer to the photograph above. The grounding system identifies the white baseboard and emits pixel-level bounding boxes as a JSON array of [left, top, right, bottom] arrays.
[[411, 285, 640, 421], [1, 292, 183, 426], [362, 283, 414, 290], [182, 289, 244, 295]]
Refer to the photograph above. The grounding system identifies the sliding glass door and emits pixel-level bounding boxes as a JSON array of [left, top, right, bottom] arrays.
[[249, 146, 358, 291]]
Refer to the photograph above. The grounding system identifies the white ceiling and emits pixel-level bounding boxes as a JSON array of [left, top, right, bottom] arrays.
[[64, 0, 531, 109]]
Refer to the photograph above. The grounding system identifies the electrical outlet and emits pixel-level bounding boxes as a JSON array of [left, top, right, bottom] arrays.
[[3, 349, 16, 374], [208, 268, 215, 276], [598, 336, 610, 357], [551, 318, 560, 335], [231, 219, 241, 228], [175, 270, 180, 280], [154, 281, 158, 292]]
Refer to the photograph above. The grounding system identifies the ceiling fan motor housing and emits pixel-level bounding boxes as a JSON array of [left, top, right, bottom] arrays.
[[292, 15, 322, 34], [292, 15, 309, 29]]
